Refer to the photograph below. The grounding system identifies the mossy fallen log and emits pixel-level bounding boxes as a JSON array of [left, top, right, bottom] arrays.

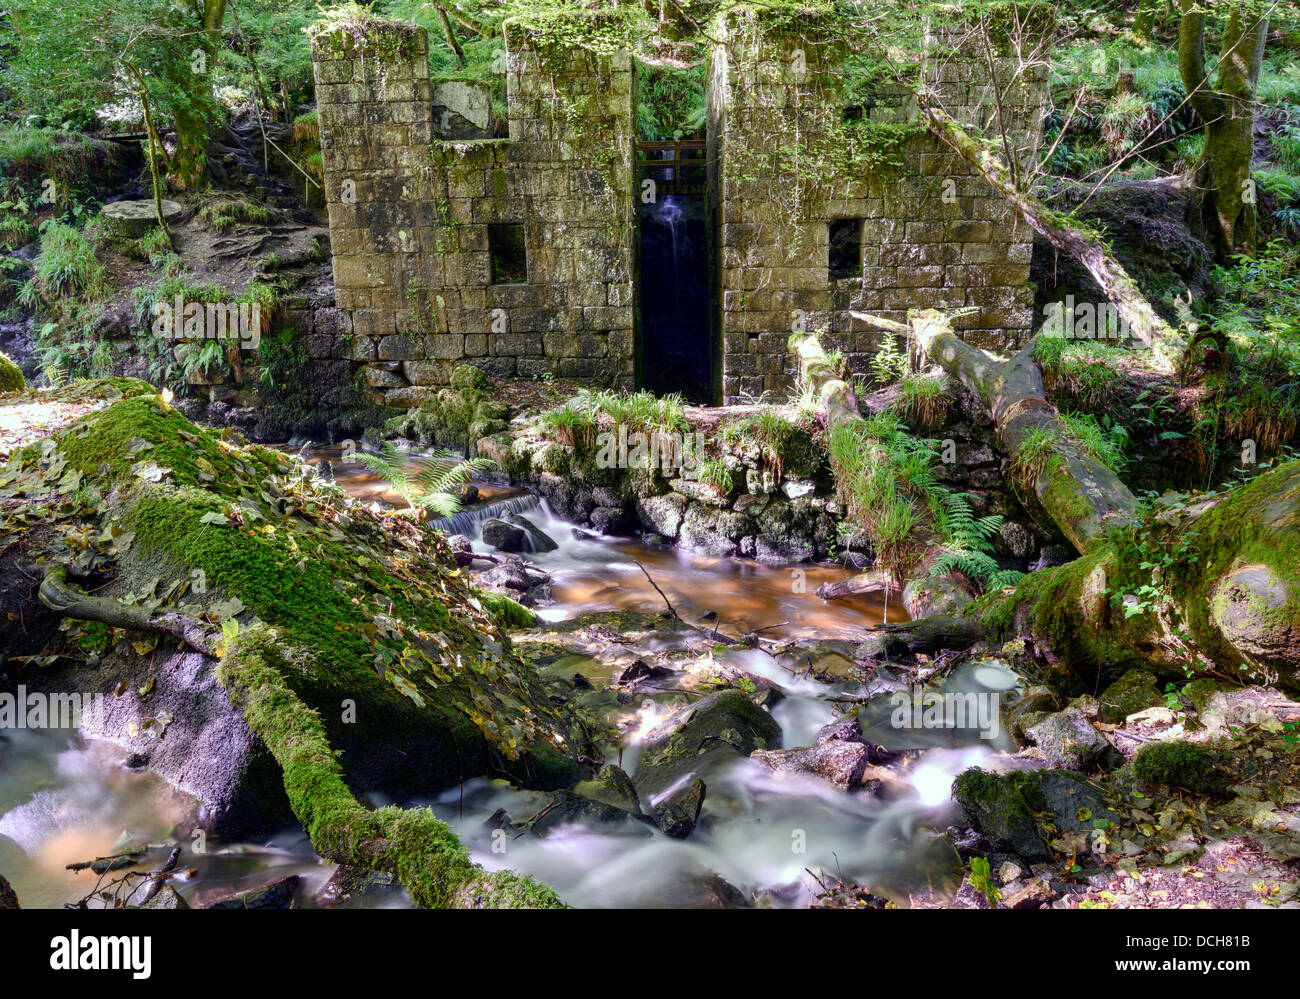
[[6, 378, 587, 901], [826, 315, 1300, 693], [851, 309, 1139, 554]]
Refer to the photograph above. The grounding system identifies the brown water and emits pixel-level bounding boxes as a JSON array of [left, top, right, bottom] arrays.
[[284, 442, 904, 640]]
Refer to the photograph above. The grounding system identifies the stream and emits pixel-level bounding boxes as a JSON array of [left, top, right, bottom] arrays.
[[0, 447, 1027, 908]]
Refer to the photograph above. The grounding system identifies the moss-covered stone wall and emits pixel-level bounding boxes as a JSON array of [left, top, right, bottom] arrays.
[[709, 8, 1050, 403], [310, 15, 636, 407]]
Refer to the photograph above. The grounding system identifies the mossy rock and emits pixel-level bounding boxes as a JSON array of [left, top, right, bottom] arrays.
[[1132, 742, 1230, 796], [954, 767, 1117, 860], [1097, 668, 1163, 724], [952, 768, 1052, 861], [478, 589, 536, 629], [1182, 678, 1223, 714], [0, 353, 24, 394], [450, 364, 488, 391], [5, 382, 587, 810]]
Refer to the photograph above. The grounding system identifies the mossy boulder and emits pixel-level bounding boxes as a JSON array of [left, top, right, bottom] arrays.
[[1132, 742, 1230, 796], [953, 767, 1118, 861], [0, 379, 587, 840], [1097, 668, 1163, 724], [0, 353, 24, 394]]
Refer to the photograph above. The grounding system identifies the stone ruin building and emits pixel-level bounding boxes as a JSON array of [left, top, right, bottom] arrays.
[[308, 9, 1050, 407]]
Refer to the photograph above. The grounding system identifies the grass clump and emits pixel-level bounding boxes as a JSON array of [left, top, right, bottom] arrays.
[[199, 198, 272, 233], [18, 219, 108, 303], [889, 371, 952, 429]]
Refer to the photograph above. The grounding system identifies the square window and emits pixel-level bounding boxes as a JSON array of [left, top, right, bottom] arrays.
[[489, 223, 527, 284], [828, 218, 862, 281]]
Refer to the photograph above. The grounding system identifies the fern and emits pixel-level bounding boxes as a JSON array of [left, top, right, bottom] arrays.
[[354, 441, 496, 520]]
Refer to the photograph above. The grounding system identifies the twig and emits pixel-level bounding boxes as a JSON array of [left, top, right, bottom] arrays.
[[632, 559, 679, 620]]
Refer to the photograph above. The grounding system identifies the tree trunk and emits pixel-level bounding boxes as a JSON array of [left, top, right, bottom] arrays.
[[1178, 3, 1270, 258], [33, 577, 567, 909], [434, 2, 467, 64], [218, 627, 566, 908], [847, 314, 1300, 695]]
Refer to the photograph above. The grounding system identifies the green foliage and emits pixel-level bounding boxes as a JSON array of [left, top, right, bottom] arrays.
[[890, 371, 951, 429], [569, 387, 689, 438], [693, 456, 733, 495], [538, 396, 598, 449], [720, 410, 802, 479], [829, 411, 1008, 584], [20, 219, 107, 302], [871, 330, 910, 385], [354, 440, 496, 519], [637, 62, 706, 141], [4, 0, 221, 183], [199, 198, 272, 233], [1033, 336, 1127, 410], [967, 856, 1002, 907], [1253, 165, 1300, 205]]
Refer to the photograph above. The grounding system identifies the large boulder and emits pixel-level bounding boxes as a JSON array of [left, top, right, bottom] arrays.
[[1025, 708, 1121, 772], [953, 767, 1121, 862], [0, 380, 587, 843], [101, 198, 184, 238], [482, 518, 528, 552], [633, 689, 780, 805]]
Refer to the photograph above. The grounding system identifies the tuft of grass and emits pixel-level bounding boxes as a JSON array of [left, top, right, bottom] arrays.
[[1010, 412, 1127, 494], [1033, 336, 1129, 410], [538, 397, 598, 449], [720, 410, 800, 479], [693, 456, 733, 495], [18, 219, 107, 303], [890, 371, 951, 429], [199, 198, 272, 233]]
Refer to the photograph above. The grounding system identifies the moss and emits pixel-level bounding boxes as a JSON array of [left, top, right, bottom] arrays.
[[478, 589, 536, 630], [1132, 742, 1229, 796], [0, 353, 24, 393], [31, 393, 278, 497], [450, 364, 488, 391], [219, 626, 565, 908]]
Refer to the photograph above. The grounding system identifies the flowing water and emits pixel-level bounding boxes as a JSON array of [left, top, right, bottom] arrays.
[[0, 449, 1026, 908]]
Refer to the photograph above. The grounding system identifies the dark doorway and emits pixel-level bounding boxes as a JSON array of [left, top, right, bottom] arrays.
[[639, 192, 711, 402]]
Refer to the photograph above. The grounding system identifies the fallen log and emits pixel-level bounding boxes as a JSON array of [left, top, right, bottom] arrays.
[[846, 313, 1300, 693], [36, 576, 566, 909], [851, 310, 1139, 554], [816, 569, 895, 601], [911, 93, 1189, 372]]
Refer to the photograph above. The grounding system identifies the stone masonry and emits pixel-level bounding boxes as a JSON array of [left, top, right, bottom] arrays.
[[710, 8, 1051, 402], [310, 11, 1050, 408], [310, 15, 636, 408]]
